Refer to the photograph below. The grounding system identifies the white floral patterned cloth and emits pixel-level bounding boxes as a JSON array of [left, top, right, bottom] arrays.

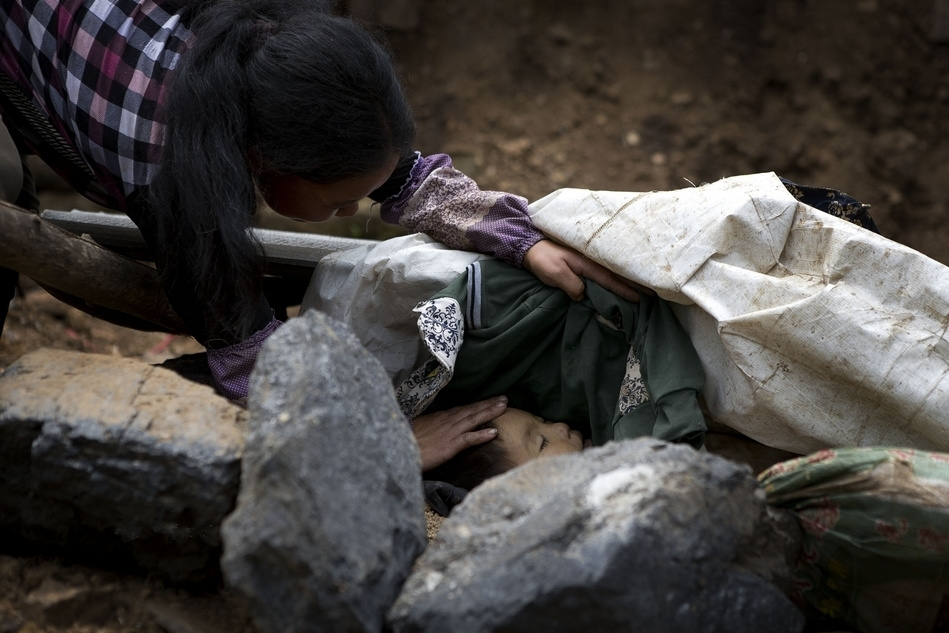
[[396, 298, 464, 418]]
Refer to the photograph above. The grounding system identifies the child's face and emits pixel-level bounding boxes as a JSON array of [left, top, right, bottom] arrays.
[[494, 409, 584, 467]]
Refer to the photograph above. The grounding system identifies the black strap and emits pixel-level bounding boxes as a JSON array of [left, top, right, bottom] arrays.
[[0, 71, 119, 209]]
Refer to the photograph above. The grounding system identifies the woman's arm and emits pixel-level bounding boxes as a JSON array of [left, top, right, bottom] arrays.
[[374, 153, 543, 265], [373, 153, 646, 302]]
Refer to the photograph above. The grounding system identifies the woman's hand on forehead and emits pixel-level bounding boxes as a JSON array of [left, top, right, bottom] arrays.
[[412, 396, 508, 471]]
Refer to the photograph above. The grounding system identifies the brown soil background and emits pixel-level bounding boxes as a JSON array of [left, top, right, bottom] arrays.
[[2, 0, 949, 630]]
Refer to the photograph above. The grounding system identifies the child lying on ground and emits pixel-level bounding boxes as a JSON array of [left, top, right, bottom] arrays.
[[400, 258, 709, 454], [406, 248, 711, 497]]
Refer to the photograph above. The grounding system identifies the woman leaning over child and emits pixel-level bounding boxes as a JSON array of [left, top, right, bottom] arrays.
[[0, 0, 643, 470]]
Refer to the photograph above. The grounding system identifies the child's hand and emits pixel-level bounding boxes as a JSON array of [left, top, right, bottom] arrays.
[[522, 239, 653, 302], [412, 396, 507, 471]]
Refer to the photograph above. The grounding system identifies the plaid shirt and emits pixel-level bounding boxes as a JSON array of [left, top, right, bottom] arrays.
[[0, 0, 192, 209]]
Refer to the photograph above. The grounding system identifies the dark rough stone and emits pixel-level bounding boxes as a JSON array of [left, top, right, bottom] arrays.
[[221, 310, 426, 633], [0, 349, 246, 583], [389, 438, 804, 633]]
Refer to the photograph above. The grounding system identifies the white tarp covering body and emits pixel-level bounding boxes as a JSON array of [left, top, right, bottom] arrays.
[[304, 173, 949, 455], [529, 173, 949, 454]]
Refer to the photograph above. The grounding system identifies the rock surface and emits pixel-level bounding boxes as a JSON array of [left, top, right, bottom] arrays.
[[389, 438, 804, 633], [221, 310, 426, 633], [0, 348, 246, 583]]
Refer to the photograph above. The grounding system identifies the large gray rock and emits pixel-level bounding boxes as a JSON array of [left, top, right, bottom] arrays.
[[0, 348, 246, 583], [389, 438, 804, 633], [221, 311, 426, 633]]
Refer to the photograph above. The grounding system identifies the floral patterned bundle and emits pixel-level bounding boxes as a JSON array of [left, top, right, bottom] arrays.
[[759, 447, 949, 633]]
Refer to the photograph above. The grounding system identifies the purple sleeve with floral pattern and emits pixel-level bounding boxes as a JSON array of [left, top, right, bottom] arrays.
[[379, 153, 546, 267]]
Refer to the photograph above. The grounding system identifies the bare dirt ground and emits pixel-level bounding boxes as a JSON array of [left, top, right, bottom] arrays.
[[2, 0, 948, 630]]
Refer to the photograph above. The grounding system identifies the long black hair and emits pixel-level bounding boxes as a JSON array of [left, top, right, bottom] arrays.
[[147, 0, 415, 345]]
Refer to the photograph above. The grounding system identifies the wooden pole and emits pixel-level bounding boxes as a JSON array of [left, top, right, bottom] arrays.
[[0, 200, 186, 333]]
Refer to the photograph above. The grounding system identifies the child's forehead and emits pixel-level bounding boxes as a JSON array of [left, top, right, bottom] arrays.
[[495, 408, 543, 428], [493, 409, 543, 450]]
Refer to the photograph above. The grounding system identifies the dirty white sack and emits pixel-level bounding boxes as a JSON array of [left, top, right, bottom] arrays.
[[302, 233, 483, 386], [529, 172, 949, 454]]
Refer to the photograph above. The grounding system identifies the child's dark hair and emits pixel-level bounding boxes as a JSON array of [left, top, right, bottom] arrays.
[[147, 0, 415, 345], [425, 422, 516, 492]]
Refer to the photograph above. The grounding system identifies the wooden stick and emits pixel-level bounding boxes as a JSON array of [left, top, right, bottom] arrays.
[[0, 200, 186, 333]]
